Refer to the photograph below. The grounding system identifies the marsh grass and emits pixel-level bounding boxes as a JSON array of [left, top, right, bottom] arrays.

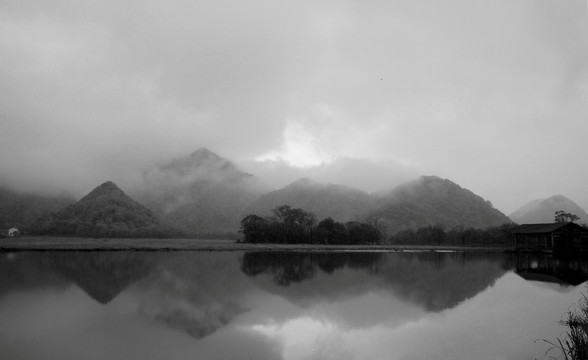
[[543, 294, 588, 360]]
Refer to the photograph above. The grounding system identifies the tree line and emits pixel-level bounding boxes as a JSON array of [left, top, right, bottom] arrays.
[[30, 218, 184, 238], [239, 205, 383, 245], [389, 209, 588, 247], [389, 223, 519, 247]]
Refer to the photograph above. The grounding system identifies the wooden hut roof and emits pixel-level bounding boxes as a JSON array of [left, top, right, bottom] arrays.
[[513, 222, 588, 234]]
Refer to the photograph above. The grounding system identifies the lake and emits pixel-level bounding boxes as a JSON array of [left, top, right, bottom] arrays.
[[1, 250, 587, 360]]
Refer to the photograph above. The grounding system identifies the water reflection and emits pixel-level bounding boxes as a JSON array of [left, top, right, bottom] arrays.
[[0, 251, 159, 304], [0, 252, 67, 297], [240, 252, 382, 285], [0, 250, 587, 360], [515, 253, 588, 286], [241, 251, 513, 311], [43, 251, 158, 304], [133, 251, 250, 339]]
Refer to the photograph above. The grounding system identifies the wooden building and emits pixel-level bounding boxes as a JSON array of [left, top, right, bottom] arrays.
[[513, 222, 588, 253]]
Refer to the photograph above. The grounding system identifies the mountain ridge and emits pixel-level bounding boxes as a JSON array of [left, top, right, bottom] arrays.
[[4, 148, 519, 238]]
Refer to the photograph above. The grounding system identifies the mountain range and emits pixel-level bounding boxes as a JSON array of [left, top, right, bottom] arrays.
[[7, 147, 585, 238], [130, 148, 515, 236]]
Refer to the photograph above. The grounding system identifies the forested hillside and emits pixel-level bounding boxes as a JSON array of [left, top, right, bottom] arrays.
[[32, 181, 180, 238], [371, 176, 511, 234]]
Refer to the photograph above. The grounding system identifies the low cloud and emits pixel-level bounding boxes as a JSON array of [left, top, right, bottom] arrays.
[[241, 156, 420, 194]]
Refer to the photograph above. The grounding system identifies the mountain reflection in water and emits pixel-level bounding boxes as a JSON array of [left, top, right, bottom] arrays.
[[241, 251, 512, 311], [45, 251, 158, 304], [1, 250, 588, 360]]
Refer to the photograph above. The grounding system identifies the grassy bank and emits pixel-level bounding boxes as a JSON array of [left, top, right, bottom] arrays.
[[0, 236, 512, 252]]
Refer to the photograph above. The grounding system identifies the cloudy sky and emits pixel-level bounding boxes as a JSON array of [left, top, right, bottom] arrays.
[[1, 0, 588, 214]]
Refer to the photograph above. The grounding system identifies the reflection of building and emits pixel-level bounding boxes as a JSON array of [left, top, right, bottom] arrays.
[[513, 223, 588, 253], [515, 254, 588, 286]]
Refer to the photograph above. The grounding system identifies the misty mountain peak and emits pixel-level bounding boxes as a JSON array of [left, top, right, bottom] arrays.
[[388, 175, 459, 201], [81, 181, 126, 202], [30, 180, 170, 237], [510, 195, 588, 224], [189, 148, 221, 162], [75, 181, 150, 213], [246, 177, 375, 222], [94, 180, 118, 190], [545, 195, 573, 204], [288, 177, 323, 188], [373, 175, 510, 233], [135, 149, 272, 234], [159, 148, 243, 179], [419, 175, 443, 182]]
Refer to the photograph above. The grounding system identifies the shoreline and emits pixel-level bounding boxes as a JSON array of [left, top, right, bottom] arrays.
[[0, 236, 511, 252]]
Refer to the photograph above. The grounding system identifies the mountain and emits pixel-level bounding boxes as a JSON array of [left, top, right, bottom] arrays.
[[32, 181, 174, 238], [134, 148, 271, 236], [509, 195, 588, 224], [244, 177, 376, 222], [371, 176, 511, 234]]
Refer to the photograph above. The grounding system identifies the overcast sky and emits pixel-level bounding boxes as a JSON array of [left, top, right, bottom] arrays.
[[2, 0, 588, 214]]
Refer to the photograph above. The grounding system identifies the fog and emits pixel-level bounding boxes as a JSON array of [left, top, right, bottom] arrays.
[[1, 0, 588, 214]]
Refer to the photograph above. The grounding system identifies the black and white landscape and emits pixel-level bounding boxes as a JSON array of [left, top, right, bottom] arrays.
[[2, 1, 588, 359]]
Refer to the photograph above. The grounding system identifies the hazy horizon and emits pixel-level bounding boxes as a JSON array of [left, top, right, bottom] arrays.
[[2, 0, 588, 215]]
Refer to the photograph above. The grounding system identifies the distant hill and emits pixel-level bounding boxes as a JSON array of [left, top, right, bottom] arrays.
[[0, 186, 74, 231], [371, 176, 511, 234], [509, 195, 588, 224], [244, 178, 376, 222], [32, 181, 176, 238], [134, 148, 271, 237]]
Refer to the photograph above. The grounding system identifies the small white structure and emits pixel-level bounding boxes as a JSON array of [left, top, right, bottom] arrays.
[[8, 228, 20, 237]]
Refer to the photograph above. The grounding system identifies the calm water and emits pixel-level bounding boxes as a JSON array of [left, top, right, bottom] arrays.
[[1, 250, 587, 360]]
